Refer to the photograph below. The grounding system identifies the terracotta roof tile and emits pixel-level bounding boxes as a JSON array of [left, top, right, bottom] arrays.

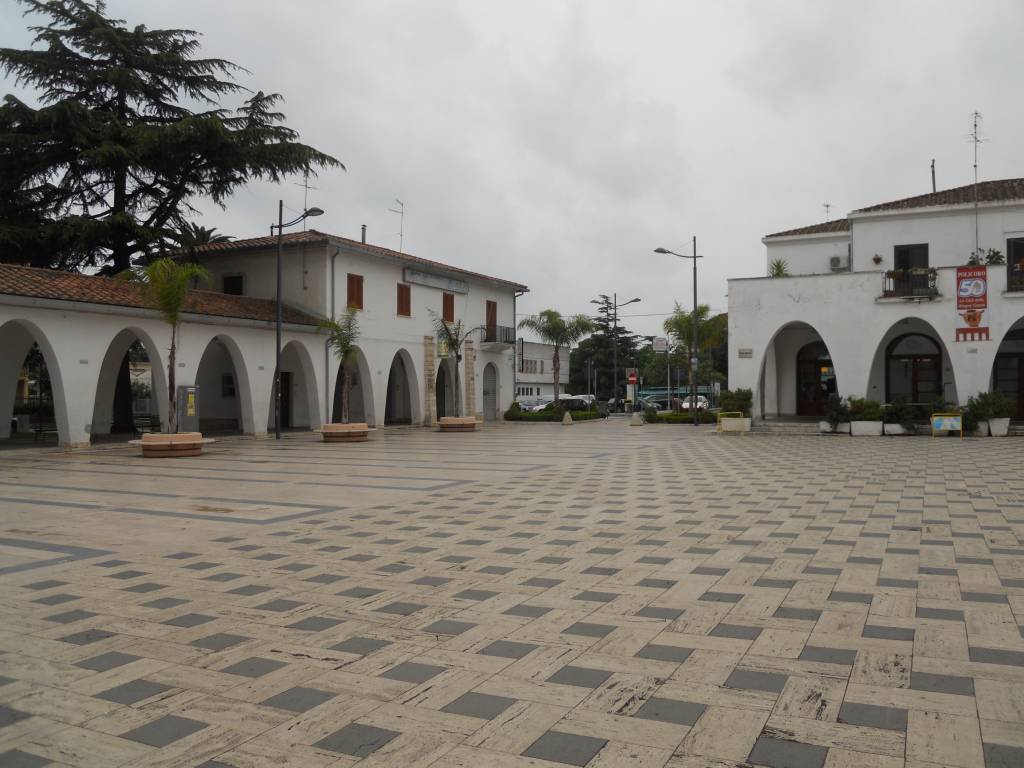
[[0, 263, 320, 326], [191, 229, 529, 291], [853, 178, 1024, 213], [765, 219, 851, 238]]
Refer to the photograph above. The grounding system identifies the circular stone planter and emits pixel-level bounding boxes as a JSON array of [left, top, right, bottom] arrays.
[[439, 416, 477, 432], [130, 432, 213, 458], [321, 423, 370, 442]]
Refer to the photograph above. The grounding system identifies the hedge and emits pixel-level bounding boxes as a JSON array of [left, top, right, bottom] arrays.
[[649, 410, 717, 424], [505, 408, 602, 422]]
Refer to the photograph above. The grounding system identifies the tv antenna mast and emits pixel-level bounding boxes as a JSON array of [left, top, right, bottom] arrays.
[[969, 111, 984, 257], [293, 170, 319, 231], [823, 202, 832, 222], [388, 199, 405, 252]]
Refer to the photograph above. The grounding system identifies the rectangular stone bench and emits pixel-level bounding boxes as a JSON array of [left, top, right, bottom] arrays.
[[130, 432, 213, 458], [320, 423, 371, 442], [439, 416, 477, 432]]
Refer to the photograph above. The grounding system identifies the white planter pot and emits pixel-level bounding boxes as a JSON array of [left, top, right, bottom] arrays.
[[851, 420, 883, 436], [819, 421, 851, 434], [884, 423, 908, 435], [989, 417, 1010, 437], [973, 420, 989, 437], [719, 416, 751, 433]]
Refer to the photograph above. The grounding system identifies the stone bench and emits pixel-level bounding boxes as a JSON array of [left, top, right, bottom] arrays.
[[439, 416, 477, 432], [130, 432, 213, 458], [320, 423, 371, 442]]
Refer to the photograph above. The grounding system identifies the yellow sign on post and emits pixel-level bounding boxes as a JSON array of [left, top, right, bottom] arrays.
[[186, 391, 196, 417], [930, 412, 963, 439]]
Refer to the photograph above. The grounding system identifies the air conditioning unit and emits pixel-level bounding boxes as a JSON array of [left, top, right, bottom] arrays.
[[829, 255, 849, 271]]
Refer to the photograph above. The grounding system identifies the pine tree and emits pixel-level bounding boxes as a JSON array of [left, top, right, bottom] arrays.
[[0, 0, 343, 272]]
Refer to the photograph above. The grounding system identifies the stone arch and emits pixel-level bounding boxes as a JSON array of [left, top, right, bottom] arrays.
[[755, 320, 840, 418], [384, 348, 420, 425], [0, 319, 70, 445], [332, 345, 375, 425], [990, 316, 1024, 419], [435, 357, 460, 418], [90, 327, 168, 436], [267, 340, 320, 431], [482, 362, 499, 421], [195, 334, 254, 434], [867, 317, 958, 406]]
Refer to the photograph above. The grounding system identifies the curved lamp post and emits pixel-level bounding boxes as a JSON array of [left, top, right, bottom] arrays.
[[590, 294, 640, 412], [655, 237, 703, 426], [271, 201, 324, 439]]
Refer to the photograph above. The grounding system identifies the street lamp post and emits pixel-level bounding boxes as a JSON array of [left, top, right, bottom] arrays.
[[271, 201, 324, 439], [592, 294, 640, 412], [655, 237, 703, 426]]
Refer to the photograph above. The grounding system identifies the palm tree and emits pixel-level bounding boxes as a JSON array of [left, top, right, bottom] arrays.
[[123, 257, 210, 432], [517, 310, 594, 403], [170, 223, 233, 262], [320, 307, 360, 423], [769, 258, 790, 277], [431, 312, 481, 418]]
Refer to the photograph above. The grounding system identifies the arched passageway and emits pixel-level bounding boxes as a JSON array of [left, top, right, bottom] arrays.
[[384, 350, 417, 425], [992, 319, 1024, 419], [756, 321, 838, 418], [332, 346, 373, 424], [482, 362, 499, 421], [795, 341, 835, 417], [867, 318, 957, 406], [0, 320, 67, 445], [435, 358, 458, 418], [196, 337, 244, 433], [91, 328, 167, 437], [267, 341, 318, 431]]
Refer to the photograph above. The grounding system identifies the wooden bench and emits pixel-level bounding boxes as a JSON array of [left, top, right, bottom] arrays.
[[439, 416, 477, 433], [320, 423, 371, 443], [130, 432, 213, 458]]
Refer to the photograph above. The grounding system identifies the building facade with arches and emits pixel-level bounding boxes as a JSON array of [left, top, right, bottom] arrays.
[[1, 229, 526, 448], [728, 179, 1024, 419]]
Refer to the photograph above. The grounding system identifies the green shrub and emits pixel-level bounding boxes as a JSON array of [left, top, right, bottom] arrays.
[[882, 400, 918, 431], [961, 407, 978, 435], [848, 397, 883, 421], [970, 390, 1014, 420], [824, 394, 850, 430], [643, 406, 659, 423], [504, 402, 523, 421], [511, 410, 602, 422], [654, 410, 717, 424], [719, 388, 753, 416]]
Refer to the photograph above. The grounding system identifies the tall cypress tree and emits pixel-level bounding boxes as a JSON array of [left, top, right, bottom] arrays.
[[0, 0, 343, 272]]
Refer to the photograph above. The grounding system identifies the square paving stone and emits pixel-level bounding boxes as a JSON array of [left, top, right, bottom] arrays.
[[837, 702, 907, 732], [96, 679, 171, 705], [522, 730, 608, 767], [969, 647, 1024, 666], [916, 607, 965, 621], [747, 735, 828, 768], [0, 676, 12, 687], [108, 569, 147, 580], [123, 582, 165, 593], [725, 669, 788, 694], [454, 589, 498, 601], [573, 590, 618, 603], [191, 633, 249, 651], [375, 602, 425, 616], [143, 597, 188, 610], [503, 604, 552, 618], [479, 640, 539, 659], [121, 715, 207, 747], [339, 586, 383, 599], [44, 609, 96, 624], [563, 622, 616, 639], [633, 697, 706, 726], [862, 625, 915, 641], [635, 643, 694, 663], [637, 578, 677, 589], [75, 651, 139, 672], [829, 590, 874, 604], [984, 743, 1024, 768], [32, 593, 79, 606], [314, 722, 400, 758], [377, 563, 412, 574], [202, 572, 243, 583], [220, 657, 288, 678], [546, 665, 612, 688], [254, 599, 303, 612], [699, 591, 744, 603], [441, 691, 516, 720], [166, 552, 198, 559], [226, 584, 272, 596], [413, 576, 451, 587], [479, 565, 514, 574], [184, 562, 219, 571], [0, 704, 32, 728], [163, 613, 215, 627], [773, 607, 822, 621], [522, 577, 561, 588], [304, 573, 346, 584], [798, 646, 858, 665], [24, 579, 67, 590], [58, 629, 115, 646], [582, 566, 619, 576], [260, 686, 335, 713], [0, 749, 50, 767], [636, 606, 684, 621], [380, 662, 446, 684], [910, 671, 974, 696], [330, 637, 391, 656], [424, 619, 476, 635], [287, 616, 343, 632], [709, 623, 763, 640]]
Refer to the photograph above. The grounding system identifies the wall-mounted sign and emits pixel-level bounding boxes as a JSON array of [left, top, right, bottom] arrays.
[[404, 268, 468, 294], [738, 348, 753, 359], [653, 337, 668, 352], [955, 266, 989, 342]]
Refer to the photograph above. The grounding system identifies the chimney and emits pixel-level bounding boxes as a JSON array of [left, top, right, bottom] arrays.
[[361, 224, 367, 244]]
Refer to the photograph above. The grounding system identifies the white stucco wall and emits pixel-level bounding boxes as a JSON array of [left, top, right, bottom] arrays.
[[765, 234, 851, 276]]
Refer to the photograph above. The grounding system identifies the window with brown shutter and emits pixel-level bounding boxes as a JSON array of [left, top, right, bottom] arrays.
[[397, 283, 411, 316], [347, 273, 364, 310], [442, 292, 454, 322]]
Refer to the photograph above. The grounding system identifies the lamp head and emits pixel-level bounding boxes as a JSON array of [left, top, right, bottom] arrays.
[[625, 297, 641, 305], [653, 247, 671, 254], [304, 207, 325, 218]]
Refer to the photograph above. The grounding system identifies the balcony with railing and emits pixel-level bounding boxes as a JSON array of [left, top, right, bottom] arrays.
[[480, 324, 516, 346], [882, 268, 939, 299]]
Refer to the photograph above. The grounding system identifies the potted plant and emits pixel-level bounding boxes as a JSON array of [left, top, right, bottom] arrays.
[[965, 394, 989, 436], [848, 397, 883, 436], [431, 312, 481, 432], [882, 401, 916, 435], [718, 388, 752, 433], [974, 391, 1014, 437], [821, 393, 850, 434], [320, 307, 369, 442]]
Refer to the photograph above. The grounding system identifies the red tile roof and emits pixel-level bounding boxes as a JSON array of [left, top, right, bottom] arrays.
[[0, 263, 320, 326], [191, 229, 529, 291], [853, 178, 1024, 213], [764, 219, 851, 238]]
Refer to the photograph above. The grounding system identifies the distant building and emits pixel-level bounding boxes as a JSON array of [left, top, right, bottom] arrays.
[[515, 340, 569, 398], [728, 179, 1024, 418]]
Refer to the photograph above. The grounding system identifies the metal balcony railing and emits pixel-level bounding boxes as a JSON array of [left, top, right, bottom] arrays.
[[882, 268, 938, 298], [481, 324, 516, 344]]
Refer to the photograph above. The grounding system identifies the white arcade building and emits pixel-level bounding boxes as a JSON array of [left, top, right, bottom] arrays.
[[728, 179, 1024, 419], [0, 228, 527, 448]]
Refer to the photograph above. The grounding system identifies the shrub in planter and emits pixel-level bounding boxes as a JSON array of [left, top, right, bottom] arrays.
[[656, 410, 717, 424], [972, 390, 1014, 436], [504, 402, 523, 421], [882, 401, 917, 434], [960, 407, 979, 436], [643, 406, 659, 423], [720, 388, 753, 416], [823, 394, 851, 433], [848, 397, 883, 435]]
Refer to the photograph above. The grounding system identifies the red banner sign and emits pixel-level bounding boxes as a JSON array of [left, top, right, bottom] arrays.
[[955, 266, 989, 341]]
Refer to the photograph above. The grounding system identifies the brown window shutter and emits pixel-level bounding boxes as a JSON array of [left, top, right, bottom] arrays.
[[443, 292, 454, 322], [347, 274, 363, 310], [397, 283, 410, 316]]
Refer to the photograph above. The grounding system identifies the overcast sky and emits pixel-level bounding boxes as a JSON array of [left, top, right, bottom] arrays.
[[3, 1, 1023, 339]]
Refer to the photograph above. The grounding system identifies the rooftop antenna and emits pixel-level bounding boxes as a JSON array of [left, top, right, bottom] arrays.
[[293, 170, 319, 231], [388, 199, 405, 252], [823, 202, 832, 222], [931, 159, 936, 192], [969, 111, 984, 257]]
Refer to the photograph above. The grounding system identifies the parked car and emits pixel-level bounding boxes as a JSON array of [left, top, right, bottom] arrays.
[[637, 397, 664, 411], [523, 397, 554, 412], [541, 397, 591, 412], [568, 394, 596, 405], [679, 395, 710, 410]]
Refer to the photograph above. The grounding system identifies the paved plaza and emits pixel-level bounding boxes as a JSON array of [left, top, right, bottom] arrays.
[[1, 422, 1023, 767]]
